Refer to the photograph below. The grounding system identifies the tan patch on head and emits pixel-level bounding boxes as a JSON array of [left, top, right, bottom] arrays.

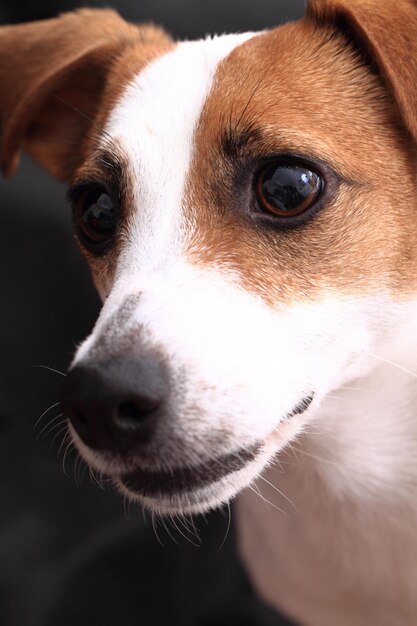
[[185, 19, 417, 306]]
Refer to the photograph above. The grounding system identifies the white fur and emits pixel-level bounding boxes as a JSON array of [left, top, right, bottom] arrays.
[[102, 33, 255, 281], [237, 309, 417, 625]]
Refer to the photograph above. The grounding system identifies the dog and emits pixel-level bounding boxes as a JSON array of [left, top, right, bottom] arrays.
[[2, 0, 417, 624]]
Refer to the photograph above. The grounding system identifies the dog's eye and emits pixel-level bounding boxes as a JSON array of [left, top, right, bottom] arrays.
[[254, 162, 323, 220], [73, 186, 117, 248]]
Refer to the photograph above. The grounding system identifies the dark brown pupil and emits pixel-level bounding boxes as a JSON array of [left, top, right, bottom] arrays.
[[82, 192, 115, 233], [257, 163, 322, 216]]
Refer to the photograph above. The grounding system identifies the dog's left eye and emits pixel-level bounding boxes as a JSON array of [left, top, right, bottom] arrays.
[[254, 161, 323, 222], [73, 185, 117, 249]]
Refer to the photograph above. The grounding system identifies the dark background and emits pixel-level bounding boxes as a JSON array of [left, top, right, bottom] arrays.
[[0, 2, 305, 625]]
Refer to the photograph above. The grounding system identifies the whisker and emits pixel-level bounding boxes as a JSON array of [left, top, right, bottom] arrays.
[[57, 430, 70, 457], [268, 455, 286, 473], [171, 514, 199, 547], [250, 482, 268, 509], [142, 506, 149, 528], [287, 442, 301, 466], [217, 502, 232, 554], [61, 439, 75, 477], [177, 515, 201, 544], [365, 351, 417, 379], [269, 455, 298, 468], [36, 413, 63, 439], [258, 475, 297, 512], [151, 512, 164, 547], [161, 517, 180, 545], [89, 468, 105, 491], [40, 416, 66, 440], [99, 156, 119, 170], [169, 515, 189, 543], [188, 515, 201, 542], [249, 484, 289, 517], [291, 445, 339, 467], [34, 402, 61, 431], [53, 94, 113, 143], [32, 364, 67, 377], [235, 74, 267, 129], [49, 425, 69, 450], [123, 494, 131, 519]]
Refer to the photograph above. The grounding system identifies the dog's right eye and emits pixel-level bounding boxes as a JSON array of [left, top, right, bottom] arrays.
[[71, 184, 117, 251]]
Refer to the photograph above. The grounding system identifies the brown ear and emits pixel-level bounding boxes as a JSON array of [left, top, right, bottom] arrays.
[[0, 9, 171, 180], [306, 0, 417, 144]]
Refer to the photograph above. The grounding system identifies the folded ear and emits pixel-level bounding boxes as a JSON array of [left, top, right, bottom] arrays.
[[0, 9, 171, 180], [307, 0, 417, 144]]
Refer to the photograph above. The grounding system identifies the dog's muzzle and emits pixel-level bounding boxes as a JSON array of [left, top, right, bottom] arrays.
[[60, 356, 262, 508], [60, 354, 313, 512]]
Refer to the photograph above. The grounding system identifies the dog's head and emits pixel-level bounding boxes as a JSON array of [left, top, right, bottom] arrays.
[[2, 0, 417, 514]]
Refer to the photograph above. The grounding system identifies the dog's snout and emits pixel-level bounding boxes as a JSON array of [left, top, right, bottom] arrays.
[[61, 357, 168, 452]]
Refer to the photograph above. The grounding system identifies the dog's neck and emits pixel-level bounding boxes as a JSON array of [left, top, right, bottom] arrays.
[[237, 301, 417, 626]]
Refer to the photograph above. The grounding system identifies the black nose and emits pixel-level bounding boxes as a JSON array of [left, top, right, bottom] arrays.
[[61, 357, 168, 453]]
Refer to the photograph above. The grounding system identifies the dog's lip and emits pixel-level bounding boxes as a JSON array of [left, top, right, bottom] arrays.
[[285, 394, 315, 418], [120, 444, 261, 496]]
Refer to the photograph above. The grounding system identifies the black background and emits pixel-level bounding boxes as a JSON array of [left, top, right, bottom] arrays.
[[0, 2, 305, 625]]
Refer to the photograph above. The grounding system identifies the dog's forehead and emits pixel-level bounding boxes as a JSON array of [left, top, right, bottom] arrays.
[[99, 20, 415, 302], [102, 31, 258, 271], [105, 31, 258, 160]]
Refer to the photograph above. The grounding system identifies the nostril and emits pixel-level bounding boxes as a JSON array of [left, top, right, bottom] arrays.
[[117, 398, 159, 423], [116, 397, 160, 430], [119, 401, 142, 421]]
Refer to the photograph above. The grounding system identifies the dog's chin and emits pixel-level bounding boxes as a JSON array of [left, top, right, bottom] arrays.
[[114, 449, 271, 516], [116, 476, 244, 515], [70, 426, 276, 515]]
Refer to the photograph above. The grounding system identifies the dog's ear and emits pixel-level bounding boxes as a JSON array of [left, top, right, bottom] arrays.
[[307, 0, 417, 144], [0, 9, 171, 180]]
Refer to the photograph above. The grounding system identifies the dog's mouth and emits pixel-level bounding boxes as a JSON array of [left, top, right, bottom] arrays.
[[119, 443, 261, 498], [118, 396, 315, 501], [70, 392, 315, 514]]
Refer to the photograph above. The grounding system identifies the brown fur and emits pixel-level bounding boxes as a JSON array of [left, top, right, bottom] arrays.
[[185, 3, 417, 304], [0, 9, 172, 180], [307, 0, 417, 144]]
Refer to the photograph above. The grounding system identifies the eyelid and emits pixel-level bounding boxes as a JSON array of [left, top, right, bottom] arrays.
[[67, 180, 111, 205], [251, 152, 332, 184]]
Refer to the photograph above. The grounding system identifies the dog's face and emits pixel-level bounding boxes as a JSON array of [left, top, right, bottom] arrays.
[[2, 0, 417, 514]]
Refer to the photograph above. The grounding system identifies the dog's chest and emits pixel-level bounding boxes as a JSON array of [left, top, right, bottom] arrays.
[[234, 372, 417, 626], [236, 471, 417, 626]]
